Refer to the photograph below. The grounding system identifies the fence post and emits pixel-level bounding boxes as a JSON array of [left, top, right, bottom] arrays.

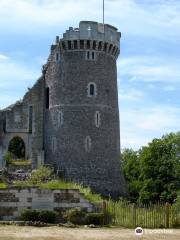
[[165, 202, 170, 228], [102, 200, 107, 225], [132, 203, 136, 227]]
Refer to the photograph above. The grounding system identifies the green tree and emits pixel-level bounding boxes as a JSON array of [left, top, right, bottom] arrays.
[[122, 132, 180, 204], [121, 148, 141, 202]]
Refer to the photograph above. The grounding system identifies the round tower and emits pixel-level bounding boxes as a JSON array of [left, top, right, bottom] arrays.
[[44, 21, 127, 198]]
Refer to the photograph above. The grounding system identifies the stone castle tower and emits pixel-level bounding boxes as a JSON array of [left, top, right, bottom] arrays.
[[0, 21, 126, 198]]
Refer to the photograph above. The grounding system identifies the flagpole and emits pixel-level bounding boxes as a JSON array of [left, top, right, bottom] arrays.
[[103, 0, 104, 26]]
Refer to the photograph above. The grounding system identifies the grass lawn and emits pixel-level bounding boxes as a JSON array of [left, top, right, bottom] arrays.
[[0, 226, 179, 240]]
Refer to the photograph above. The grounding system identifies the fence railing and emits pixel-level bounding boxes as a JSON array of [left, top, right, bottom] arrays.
[[102, 200, 180, 228]]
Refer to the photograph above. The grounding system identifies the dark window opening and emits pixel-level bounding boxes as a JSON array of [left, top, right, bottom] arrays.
[[92, 52, 95, 60], [62, 41, 66, 50], [46, 87, 49, 109], [74, 40, 78, 49], [87, 40, 90, 49], [87, 51, 90, 59], [104, 42, 108, 52], [68, 41, 71, 50], [56, 52, 59, 62], [29, 106, 33, 134], [93, 41, 96, 50], [8, 136, 25, 159], [80, 40, 84, 49], [98, 42, 102, 51], [90, 84, 95, 96]]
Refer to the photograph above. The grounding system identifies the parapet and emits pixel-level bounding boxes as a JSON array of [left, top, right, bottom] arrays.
[[55, 21, 121, 59]]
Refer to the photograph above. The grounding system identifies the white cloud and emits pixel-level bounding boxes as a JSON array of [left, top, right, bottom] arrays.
[[120, 104, 180, 149], [118, 88, 144, 101], [0, 0, 180, 40], [118, 56, 180, 83], [163, 85, 176, 91], [0, 54, 9, 60]]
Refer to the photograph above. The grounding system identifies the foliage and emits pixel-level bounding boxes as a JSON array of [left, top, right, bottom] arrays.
[[63, 208, 86, 225], [8, 136, 25, 158], [21, 209, 57, 223], [30, 166, 53, 184], [12, 179, 102, 203], [9, 159, 31, 166], [86, 213, 104, 225], [3, 151, 13, 166], [122, 132, 180, 204], [39, 180, 102, 203], [0, 182, 8, 189]]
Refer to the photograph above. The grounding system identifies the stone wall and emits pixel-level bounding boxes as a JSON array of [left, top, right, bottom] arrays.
[[0, 188, 94, 220]]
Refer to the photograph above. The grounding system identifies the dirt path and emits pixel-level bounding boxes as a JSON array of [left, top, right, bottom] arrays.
[[0, 226, 179, 240]]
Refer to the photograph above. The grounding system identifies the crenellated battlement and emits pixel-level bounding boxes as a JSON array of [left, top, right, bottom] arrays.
[[54, 21, 121, 59]]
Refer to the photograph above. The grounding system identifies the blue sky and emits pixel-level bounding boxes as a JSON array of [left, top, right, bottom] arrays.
[[0, 0, 179, 149]]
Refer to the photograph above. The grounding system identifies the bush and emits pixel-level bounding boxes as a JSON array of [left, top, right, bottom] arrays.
[[86, 213, 104, 225], [30, 166, 53, 184], [63, 208, 86, 225], [21, 209, 39, 222], [39, 210, 57, 223], [4, 151, 13, 166], [21, 209, 57, 223]]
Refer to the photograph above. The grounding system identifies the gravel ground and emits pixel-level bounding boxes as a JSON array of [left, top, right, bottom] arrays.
[[0, 226, 179, 240]]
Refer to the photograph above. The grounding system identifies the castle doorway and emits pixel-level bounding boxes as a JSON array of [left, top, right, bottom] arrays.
[[8, 136, 25, 159]]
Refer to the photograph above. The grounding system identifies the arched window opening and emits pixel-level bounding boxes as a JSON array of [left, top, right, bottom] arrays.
[[46, 87, 49, 109], [8, 136, 25, 159], [58, 111, 63, 126], [92, 52, 95, 60], [95, 111, 101, 127], [85, 136, 92, 152], [90, 84, 94, 95], [87, 82, 97, 97]]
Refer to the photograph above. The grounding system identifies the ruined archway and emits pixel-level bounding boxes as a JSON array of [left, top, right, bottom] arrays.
[[8, 136, 25, 159]]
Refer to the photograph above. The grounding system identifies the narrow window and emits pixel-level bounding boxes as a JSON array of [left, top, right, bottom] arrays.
[[87, 82, 97, 97], [58, 111, 63, 126], [29, 106, 33, 134], [56, 52, 60, 62], [74, 40, 78, 49], [92, 52, 95, 60], [68, 41, 71, 50], [52, 137, 57, 153], [90, 84, 94, 95], [87, 51, 90, 59], [85, 136, 92, 152], [95, 111, 100, 127], [46, 87, 49, 109]]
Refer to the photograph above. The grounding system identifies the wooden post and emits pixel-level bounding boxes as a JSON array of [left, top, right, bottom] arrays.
[[165, 202, 170, 228], [102, 200, 107, 225], [132, 203, 136, 227]]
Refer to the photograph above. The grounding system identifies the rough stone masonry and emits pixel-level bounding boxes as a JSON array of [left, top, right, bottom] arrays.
[[0, 21, 127, 198]]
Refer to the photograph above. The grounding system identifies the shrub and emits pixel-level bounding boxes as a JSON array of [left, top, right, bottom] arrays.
[[21, 209, 39, 222], [86, 213, 104, 225], [30, 166, 53, 184], [63, 208, 86, 225], [21, 209, 57, 223], [39, 210, 57, 223], [4, 151, 13, 166]]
